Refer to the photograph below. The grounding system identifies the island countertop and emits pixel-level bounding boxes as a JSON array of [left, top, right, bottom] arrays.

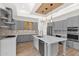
[[33, 35, 67, 44]]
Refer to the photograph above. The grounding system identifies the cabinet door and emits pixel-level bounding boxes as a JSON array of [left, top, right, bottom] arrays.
[[61, 20, 67, 30], [67, 16, 79, 27], [33, 37, 39, 50], [73, 42, 79, 50], [67, 18, 73, 27], [67, 41, 73, 48], [0, 37, 16, 56], [54, 21, 63, 30], [71, 16, 79, 27], [54, 21, 60, 30]]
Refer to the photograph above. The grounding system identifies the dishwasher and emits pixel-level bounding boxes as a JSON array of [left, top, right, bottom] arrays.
[[39, 39, 44, 56]]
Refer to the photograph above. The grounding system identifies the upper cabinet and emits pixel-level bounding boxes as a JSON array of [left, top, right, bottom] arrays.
[[54, 21, 60, 30], [71, 16, 79, 27], [54, 15, 79, 31], [54, 20, 67, 30], [67, 16, 79, 27]]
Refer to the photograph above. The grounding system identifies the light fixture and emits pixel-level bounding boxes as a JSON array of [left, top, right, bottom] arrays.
[[50, 16, 53, 22], [45, 8, 48, 10], [50, 4, 53, 6]]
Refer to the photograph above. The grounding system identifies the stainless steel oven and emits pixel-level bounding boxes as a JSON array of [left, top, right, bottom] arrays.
[[67, 27, 79, 41], [67, 34, 78, 41], [67, 27, 78, 31]]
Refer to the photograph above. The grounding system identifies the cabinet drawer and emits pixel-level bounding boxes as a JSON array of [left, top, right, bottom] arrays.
[[67, 41, 73, 48]]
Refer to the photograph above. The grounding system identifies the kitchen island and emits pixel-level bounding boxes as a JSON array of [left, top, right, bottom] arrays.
[[33, 35, 67, 56]]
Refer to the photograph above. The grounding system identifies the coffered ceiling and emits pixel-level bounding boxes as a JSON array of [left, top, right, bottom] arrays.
[[36, 3, 63, 15]]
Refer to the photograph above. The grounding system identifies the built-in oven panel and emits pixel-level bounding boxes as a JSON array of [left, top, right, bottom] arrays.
[[67, 27, 78, 31], [67, 34, 78, 40]]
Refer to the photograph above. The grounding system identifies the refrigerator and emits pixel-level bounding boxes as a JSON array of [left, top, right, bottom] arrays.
[[47, 26, 53, 36]]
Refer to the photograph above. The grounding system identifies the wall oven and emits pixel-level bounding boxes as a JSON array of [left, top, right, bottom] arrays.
[[67, 27, 79, 41]]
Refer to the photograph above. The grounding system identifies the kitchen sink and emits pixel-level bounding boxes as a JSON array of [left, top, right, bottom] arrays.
[[37, 36, 43, 38]]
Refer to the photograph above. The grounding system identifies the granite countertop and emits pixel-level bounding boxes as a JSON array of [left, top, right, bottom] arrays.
[[33, 35, 67, 44], [0, 29, 37, 36]]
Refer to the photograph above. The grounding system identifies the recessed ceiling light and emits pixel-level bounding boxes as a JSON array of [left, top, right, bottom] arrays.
[[50, 4, 53, 6], [45, 8, 48, 10]]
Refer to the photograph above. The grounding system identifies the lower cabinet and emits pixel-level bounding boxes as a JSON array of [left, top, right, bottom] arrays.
[[33, 37, 39, 50], [67, 41, 79, 50], [0, 36, 16, 56], [73, 42, 79, 50], [67, 41, 73, 48]]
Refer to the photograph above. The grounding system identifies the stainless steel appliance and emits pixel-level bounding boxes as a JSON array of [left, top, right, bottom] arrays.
[[47, 26, 53, 36], [67, 27, 78, 31], [39, 39, 44, 56], [67, 27, 79, 41]]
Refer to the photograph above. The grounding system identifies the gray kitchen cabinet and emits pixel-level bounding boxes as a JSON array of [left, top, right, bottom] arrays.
[[54, 21, 60, 30], [67, 18, 73, 27], [66, 16, 79, 27], [71, 16, 79, 27], [54, 20, 65, 30], [67, 41, 73, 48], [73, 42, 79, 50], [61, 20, 67, 30], [17, 35, 33, 42], [58, 21, 62, 30], [67, 41, 79, 50]]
